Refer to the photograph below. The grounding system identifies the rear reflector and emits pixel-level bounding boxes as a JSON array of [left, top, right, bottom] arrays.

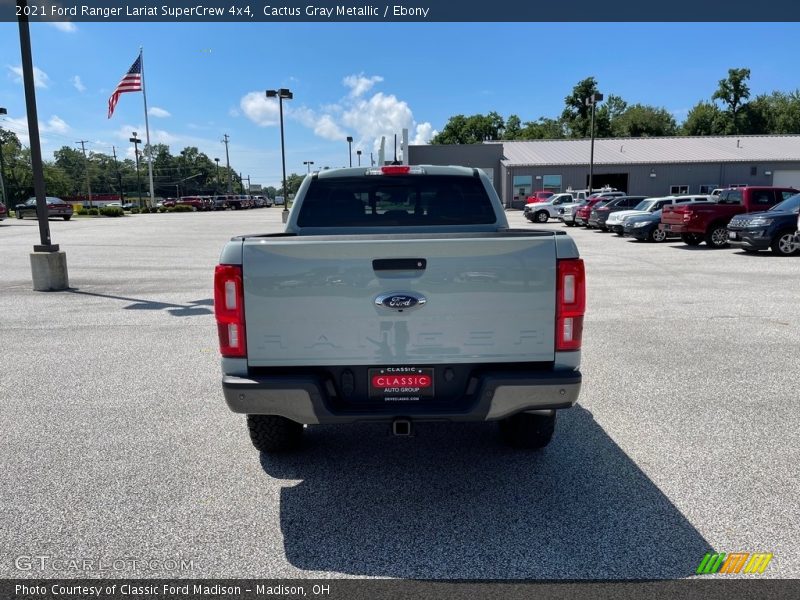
[[365, 166, 426, 176], [214, 265, 246, 358], [556, 259, 586, 351]]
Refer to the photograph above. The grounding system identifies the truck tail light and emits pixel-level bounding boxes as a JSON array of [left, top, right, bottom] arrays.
[[214, 265, 246, 358], [556, 259, 585, 351], [365, 166, 426, 176]]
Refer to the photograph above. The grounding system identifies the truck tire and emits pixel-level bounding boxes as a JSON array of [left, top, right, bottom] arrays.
[[681, 233, 702, 246], [246, 415, 304, 453], [705, 224, 729, 248], [499, 412, 556, 449], [771, 230, 799, 256], [565, 221, 575, 227], [535, 211, 549, 223]]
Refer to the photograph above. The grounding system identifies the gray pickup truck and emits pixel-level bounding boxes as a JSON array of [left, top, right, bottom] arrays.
[[214, 165, 584, 453]]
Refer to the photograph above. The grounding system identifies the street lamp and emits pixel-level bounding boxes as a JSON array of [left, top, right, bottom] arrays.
[[585, 92, 603, 192], [129, 132, 143, 207], [214, 157, 220, 192], [303, 160, 314, 173], [356, 150, 362, 166], [266, 87, 293, 217], [346, 136, 353, 167]]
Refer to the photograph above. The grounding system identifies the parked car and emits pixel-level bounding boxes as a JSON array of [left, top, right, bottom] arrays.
[[177, 196, 205, 211], [607, 195, 715, 235], [623, 210, 678, 242], [0, 201, 6, 221], [726, 193, 800, 256], [162, 198, 177, 208], [587, 196, 647, 231], [525, 191, 555, 204], [213, 195, 229, 210], [274, 195, 285, 206], [660, 186, 798, 248], [575, 198, 611, 227], [15, 196, 73, 220], [523, 193, 575, 223]]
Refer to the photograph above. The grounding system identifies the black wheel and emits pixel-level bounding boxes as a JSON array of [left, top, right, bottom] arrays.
[[535, 211, 549, 223], [648, 227, 667, 243], [246, 415, 304, 453], [705, 224, 729, 248], [565, 222, 575, 227], [681, 233, 702, 246], [16, 210, 23, 219], [63, 215, 71, 221], [499, 412, 556, 450], [771, 230, 799, 256]]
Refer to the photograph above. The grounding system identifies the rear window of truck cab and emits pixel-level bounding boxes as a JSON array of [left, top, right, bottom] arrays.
[[297, 174, 496, 227]]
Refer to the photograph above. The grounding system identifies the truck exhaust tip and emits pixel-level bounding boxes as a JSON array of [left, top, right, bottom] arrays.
[[392, 419, 413, 437]]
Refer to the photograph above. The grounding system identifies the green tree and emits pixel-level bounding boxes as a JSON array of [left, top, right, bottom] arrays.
[[712, 68, 751, 133], [284, 173, 304, 197], [518, 117, 566, 139], [561, 76, 601, 138], [613, 104, 678, 137], [682, 101, 726, 135], [503, 115, 522, 140], [431, 112, 505, 144]]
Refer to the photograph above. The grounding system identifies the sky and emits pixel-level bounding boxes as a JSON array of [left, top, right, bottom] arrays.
[[1, 22, 799, 189]]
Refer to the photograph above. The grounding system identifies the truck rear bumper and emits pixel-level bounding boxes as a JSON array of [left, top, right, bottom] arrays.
[[659, 223, 688, 233], [222, 370, 582, 424]]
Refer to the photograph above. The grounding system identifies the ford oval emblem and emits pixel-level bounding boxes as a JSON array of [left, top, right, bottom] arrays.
[[375, 292, 427, 312]]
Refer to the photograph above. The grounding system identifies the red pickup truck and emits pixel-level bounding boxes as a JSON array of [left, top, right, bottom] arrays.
[[660, 186, 798, 248]]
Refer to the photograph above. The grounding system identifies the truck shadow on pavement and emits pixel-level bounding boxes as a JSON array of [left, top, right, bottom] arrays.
[[259, 406, 711, 579], [67, 289, 213, 316]]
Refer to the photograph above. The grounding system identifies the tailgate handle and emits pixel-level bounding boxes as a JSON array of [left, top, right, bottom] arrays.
[[373, 258, 427, 271]]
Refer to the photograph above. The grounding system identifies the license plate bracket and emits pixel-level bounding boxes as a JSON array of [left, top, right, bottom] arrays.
[[368, 367, 435, 402]]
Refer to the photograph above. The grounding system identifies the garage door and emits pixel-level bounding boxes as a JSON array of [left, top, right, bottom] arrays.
[[772, 170, 800, 188]]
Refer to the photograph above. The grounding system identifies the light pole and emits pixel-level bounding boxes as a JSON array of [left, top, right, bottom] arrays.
[[214, 158, 220, 192], [356, 150, 362, 166], [129, 132, 142, 207], [346, 136, 353, 167], [303, 160, 314, 173], [0, 107, 7, 207], [585, 92, 603, 192], [266, 88, 293, 217]]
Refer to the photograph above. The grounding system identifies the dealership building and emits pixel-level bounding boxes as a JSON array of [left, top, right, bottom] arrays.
[[408, 135, 800, 208]]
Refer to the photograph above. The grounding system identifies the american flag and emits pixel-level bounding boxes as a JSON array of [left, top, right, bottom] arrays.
[[107, 55, 142, 119]]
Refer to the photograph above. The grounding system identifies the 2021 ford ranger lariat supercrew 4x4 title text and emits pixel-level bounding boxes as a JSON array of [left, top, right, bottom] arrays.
[[214, 165, 585, 452]]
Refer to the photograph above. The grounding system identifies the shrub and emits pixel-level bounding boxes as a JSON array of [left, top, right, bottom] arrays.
[[87, 208, 99, 216], [173, 204, 193, 212], [100, 206, 124, 217], [76, 207, 88, 215], [130, 207, 140, 214], [157, 206, 168, 213]]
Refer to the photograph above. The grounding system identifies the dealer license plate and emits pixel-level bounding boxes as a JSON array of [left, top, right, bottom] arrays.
[[368, 367, 434, 402]]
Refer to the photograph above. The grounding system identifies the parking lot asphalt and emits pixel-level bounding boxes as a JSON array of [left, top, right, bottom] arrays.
[[1, 210, 798, 579]]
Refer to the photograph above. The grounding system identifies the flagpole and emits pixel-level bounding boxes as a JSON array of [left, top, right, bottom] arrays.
[[139, 46, 156, 208]]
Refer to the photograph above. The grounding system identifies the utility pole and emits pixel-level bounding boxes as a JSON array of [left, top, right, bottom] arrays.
[[77, 140, 92, 209], [245, 175, 251, 192], [222, 134, 232, 193], [239, 171, 244, 194], [111, 145, 124, 202]]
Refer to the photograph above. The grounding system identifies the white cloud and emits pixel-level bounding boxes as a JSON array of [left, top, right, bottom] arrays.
[[240, 92, 280, 126], [72, 75, 86, 92], [8, 65, 51, 89], [114, 124, 177, 145], [148, 106, 171, 118], [292, 106, 346, 141], [228, 107, 240, 118], [343, 73, 384, 98], [49, 22, 78, 33], [43, 115, 70, 135], [412, 122, 436, 145]]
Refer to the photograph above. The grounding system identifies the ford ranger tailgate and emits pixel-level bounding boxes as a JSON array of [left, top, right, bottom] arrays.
[[240, 232, 557, 367]]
